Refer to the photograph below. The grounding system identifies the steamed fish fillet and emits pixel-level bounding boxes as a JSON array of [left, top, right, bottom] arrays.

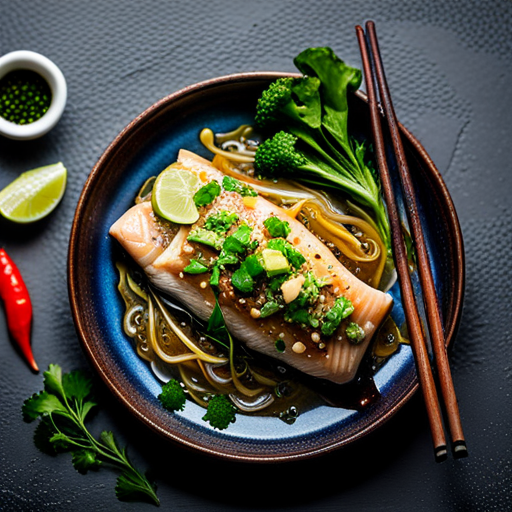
[[110, 150, 393, 385]]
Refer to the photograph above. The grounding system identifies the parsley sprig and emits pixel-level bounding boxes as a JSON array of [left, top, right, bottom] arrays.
[[22, 364, 160, 506]]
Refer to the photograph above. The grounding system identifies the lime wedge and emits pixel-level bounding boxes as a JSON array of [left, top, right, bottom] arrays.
[[0, 162, 67, 223], [151, 165, 200, 224]]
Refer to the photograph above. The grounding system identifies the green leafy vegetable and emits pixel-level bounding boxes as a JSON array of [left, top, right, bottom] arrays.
[[205, 294, 230, 349], [222, 224, 256, 254], [222, 175, 258, 197], [183, 259, 209, 274], [193, 180, 221, 207], [158, 379, 187, 411], [264, 216, 292, 238], [209, 265, 221, 287], [231, 264, 254, 293], [187, 227, 224, 250], [321, 296, 355, 337], [202, 394, 237, 430], [253, 47, 391, 251], [243, 253, 265, 277], [22, 364, 159, 506]]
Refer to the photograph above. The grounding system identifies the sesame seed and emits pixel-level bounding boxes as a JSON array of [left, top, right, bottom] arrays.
[[311, 332, 320, 343]]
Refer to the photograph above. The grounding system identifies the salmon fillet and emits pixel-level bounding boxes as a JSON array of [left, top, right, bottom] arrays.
[[109, 150, 393, 384]]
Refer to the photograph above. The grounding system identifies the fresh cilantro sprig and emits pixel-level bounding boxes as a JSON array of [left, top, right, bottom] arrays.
[[22, 364, 160, 506]]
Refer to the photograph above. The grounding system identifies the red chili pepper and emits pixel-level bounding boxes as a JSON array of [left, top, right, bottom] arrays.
[[0, 248, 38, 372]]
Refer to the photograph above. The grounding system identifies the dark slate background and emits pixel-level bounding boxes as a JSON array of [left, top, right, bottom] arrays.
[[1, 1, 511, 511]]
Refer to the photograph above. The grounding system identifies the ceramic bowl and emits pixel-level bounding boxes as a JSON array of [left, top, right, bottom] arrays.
[[68, 72, 465, 462], [0, 50, 67, 140]]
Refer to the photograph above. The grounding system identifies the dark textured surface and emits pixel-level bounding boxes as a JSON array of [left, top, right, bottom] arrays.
[[0, 1, 511, 511]]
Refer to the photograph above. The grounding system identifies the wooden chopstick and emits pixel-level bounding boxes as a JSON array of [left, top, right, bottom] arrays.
[[355, 21, 467, 461]]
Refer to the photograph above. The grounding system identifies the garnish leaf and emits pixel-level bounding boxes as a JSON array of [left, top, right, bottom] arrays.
[[116, 471, 159, 505], [62, 370, 93, 401], [43, 364, 66, 399], [72, 449, 102, 474], [22, 391, 68, 421], [22, 364, 160, 506]]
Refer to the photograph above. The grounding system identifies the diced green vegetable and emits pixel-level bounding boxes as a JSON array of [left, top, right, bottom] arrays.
[[261, 248, 290, 277], [264, 216, 292, 238], [187, 228, 224, 250], [183, 259, 209, 274], [321, 296, 354, 337], [194, 180, 221, 207], [222, 175, 258, 197]]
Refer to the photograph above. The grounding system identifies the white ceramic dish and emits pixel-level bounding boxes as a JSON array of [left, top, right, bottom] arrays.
[[0, 50, 67, 140]]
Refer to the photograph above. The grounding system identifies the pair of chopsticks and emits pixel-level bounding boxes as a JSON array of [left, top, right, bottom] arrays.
[[355, 21, 467, 462]]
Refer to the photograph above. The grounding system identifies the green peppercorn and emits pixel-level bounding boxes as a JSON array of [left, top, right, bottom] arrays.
[[0, 70, 52, 125]]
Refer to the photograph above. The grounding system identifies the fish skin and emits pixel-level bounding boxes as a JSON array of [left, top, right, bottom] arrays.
[[109, 150, 393, 384]]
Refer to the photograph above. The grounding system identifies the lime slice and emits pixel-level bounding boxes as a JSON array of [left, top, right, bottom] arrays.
[[151, 166, 200, 224], [0, 162, 67, 223]]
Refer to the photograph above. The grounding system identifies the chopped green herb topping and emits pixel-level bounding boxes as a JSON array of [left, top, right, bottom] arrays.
[[204, 210, 239, 234], [260, 300, 281, 318], [243, 253, 265, 277], [264, 216, 292, 238], [266, 238, 306, 269], [222, 175, 258, 197], [223, 224, 256, 254], [284, 307, 311, 326], [183, 259, 209, 274], [217, 250, 239, 266], [321, 296, 354, 337], [209, 265, 221, 286], [268, 274, 289, 293], [187, 228, 224, 250], [231, 264, 254, 293], [346, 322, 365, 344], [194, 180, 221, 207]]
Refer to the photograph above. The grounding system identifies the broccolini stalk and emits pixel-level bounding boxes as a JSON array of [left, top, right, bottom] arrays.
[[254, 47, 391, 252]]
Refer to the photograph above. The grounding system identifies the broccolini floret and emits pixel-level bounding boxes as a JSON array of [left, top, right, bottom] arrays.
[[253, 47, 391, 251], [202, 394, 237, 430], [158, 379, 187, 412]]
